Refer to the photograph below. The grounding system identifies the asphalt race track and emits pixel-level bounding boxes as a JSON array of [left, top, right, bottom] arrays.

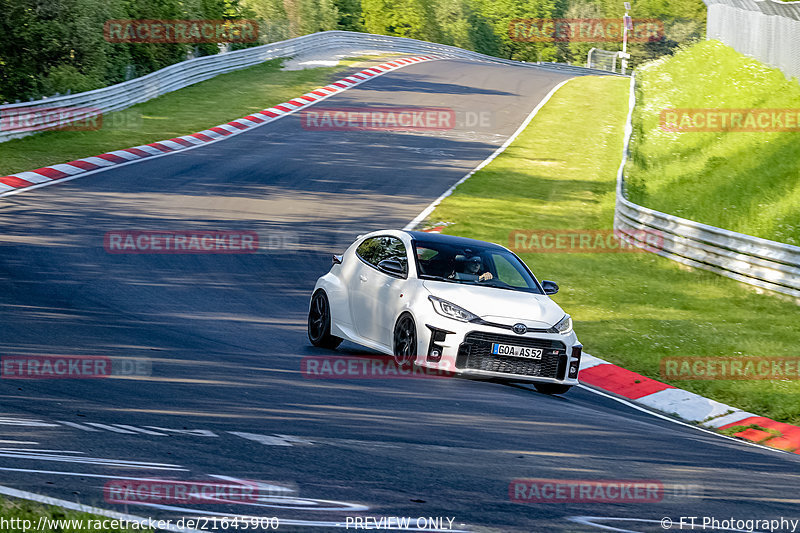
[[1, 58, 799, 532]]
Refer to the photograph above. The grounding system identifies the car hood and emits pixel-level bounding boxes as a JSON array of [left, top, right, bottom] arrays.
[[422, 280, 564, 328]]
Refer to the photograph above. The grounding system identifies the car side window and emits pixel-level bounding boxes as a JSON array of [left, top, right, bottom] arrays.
[[356, 237, 383, 266], [383, 238, 408, 275], [356, 236, 408, 276]]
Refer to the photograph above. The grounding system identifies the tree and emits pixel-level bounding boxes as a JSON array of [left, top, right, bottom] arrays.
[[334, 0, 365, 31], [362, 0, 439, 41]]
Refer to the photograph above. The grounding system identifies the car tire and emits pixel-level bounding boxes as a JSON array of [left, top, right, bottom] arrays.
[[308, 290, 342, 349], [392, 313, 417, 368], [534, 383, 572, 395]]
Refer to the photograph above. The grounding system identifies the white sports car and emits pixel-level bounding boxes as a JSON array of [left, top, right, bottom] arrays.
[[307, 230, 582, 394]]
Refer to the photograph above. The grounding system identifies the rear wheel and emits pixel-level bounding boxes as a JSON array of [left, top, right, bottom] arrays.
[[308, 291, 342, 349], [534, 383, 572, 395], [392, 314, 417, 367]]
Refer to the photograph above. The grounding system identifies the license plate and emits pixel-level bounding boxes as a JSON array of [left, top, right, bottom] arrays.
[[491, 343, 543, 359]]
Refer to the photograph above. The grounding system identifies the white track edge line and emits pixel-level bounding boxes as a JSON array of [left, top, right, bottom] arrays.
[[403, 77, 573, 231], [0, 57, 440, 200], [399, 76, 800, 459], [577, 384, 797, 456]]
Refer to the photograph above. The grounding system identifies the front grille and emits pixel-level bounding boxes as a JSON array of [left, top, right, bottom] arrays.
[[456, 332, 567, 379]]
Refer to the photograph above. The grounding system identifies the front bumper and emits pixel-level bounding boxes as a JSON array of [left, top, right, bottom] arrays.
[[417, 319, 582, 385]]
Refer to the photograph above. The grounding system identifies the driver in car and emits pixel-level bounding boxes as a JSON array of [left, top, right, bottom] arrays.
[[449, 255, 493, 282]]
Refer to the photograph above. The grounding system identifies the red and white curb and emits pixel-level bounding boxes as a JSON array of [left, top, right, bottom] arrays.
[[401, 73, 800, 457], [0, 56, 439, 198], [579, 354, 800, 454]]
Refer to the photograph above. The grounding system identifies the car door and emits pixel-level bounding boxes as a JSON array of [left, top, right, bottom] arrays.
[[371, 237, 411, 347], [349, 236, 409, 345]]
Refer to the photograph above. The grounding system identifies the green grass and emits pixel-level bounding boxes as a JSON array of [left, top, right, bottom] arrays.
[[625, 40, 800, 245], [0, 496, 153, 532], [426, 75, 800, 426], [719, 424, 780, 440], [0, 56, 386, 177]]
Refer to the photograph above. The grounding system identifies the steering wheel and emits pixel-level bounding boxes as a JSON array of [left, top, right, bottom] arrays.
[[481, 277, 511, 287]]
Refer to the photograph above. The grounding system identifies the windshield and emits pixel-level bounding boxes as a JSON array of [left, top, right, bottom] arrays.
[[413, 239, 543, 294]]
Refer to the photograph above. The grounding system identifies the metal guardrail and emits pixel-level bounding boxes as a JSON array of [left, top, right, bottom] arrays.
[[0, 30, 619, 143], [614, 73, 800, 299], [704, 0, 800, 81]]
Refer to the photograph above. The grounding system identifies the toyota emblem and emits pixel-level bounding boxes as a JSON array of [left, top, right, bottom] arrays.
[[512, 323, 527, 335]]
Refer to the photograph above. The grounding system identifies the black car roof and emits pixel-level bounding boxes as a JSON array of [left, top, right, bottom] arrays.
[[404, 230, 507, 251]]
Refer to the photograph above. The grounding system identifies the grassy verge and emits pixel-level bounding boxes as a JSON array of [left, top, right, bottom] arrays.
[[425, 75, 800, 425], [0, 56, 389, 177], [0, 496, 153, 532], [625, 40, 800, 245]]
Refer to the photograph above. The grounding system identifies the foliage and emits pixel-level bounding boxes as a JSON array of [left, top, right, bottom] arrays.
[[627, 40, 800, 245], [0, 0, 257, 102], [0, 0, 705, 102]]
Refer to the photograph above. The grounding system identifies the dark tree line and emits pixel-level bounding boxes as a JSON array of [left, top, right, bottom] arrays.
[[0, 0, 705, 103], [0, 0, 257, 102]]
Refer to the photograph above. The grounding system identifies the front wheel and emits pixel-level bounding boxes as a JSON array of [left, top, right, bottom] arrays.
[[393, 314, 417, 367], [308, 291, 342, 349], [534, 383, 572, 395]]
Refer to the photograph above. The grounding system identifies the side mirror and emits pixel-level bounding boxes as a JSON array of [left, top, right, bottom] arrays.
[[541, 280, 559, 295], [332, 254, 343, 265], [378, 258, 406, 276]]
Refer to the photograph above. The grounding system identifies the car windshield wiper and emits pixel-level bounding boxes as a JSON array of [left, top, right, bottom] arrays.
[[421, 275, 464, 284], [469, 280, 542, 293], [422, 275, 539, 293]]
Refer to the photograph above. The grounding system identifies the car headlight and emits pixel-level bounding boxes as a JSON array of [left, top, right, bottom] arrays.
[[551, 314, 572, 334], [428, 295, 479, 322]]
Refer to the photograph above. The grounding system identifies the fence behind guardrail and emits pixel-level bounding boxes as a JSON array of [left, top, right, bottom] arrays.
[[704, 0, 800, 81]]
